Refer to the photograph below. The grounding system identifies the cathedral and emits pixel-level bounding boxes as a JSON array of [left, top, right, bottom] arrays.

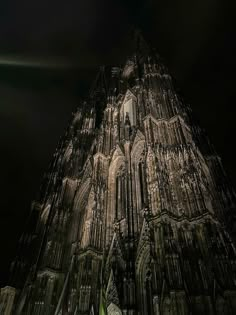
[[1, 40, 236, 314]]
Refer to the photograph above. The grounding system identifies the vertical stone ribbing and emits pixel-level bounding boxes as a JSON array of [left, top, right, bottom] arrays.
[[2, 49, 236, 315]]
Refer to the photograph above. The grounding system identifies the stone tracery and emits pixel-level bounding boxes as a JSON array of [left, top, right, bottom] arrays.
[[2, 45, 236, 315]]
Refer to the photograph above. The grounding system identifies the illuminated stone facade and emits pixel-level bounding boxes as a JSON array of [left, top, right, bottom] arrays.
[[3, 47, 236, 314]]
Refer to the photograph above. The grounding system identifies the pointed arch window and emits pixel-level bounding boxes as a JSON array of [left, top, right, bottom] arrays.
[[137, 156, 147, 209], [138, 161, 147, 207], [146, 269, 154, 315]]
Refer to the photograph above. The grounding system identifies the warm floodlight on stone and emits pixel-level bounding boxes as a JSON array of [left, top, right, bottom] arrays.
[[1, 39, 236, 315]]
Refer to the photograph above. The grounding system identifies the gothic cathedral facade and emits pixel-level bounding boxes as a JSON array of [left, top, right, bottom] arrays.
[[1, 47, 236, 314]]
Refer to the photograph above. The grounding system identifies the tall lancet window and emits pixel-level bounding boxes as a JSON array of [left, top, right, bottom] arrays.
[[115, 166, 126, 221], [138, 159, 147, 208]]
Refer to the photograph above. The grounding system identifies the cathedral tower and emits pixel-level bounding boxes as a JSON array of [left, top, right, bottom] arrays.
[[1, 42, 236, 315]]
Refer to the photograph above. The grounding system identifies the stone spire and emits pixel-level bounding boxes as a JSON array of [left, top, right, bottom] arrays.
[[1, 43, 236, 315]]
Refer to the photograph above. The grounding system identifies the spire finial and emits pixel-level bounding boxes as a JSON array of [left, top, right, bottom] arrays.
[[130, 27, 150, 55]]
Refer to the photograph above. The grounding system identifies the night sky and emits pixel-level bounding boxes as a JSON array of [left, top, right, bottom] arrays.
[[0, 0, 235, 285]]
